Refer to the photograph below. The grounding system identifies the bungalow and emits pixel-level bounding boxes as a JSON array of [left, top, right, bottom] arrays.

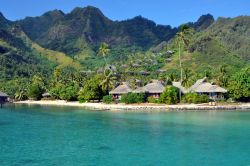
[[142, 80, 165, 99], [189, 78, 227, 101], [0, 91, 8, 107], [109, 82, 132, 100], [110, 80, 165, 100], [42, 92, 52, 99]]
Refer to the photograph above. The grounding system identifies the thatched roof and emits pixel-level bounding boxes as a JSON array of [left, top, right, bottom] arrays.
[[133, 87, 146, 93], [0, 92, 8, 97], [190, 77, 227, 93], [143, 80, 165, 93], [189, 77, 207, 91], [172, 82, 189, 94], [191, 83, 227, 93], [109, 82, 132, 95]]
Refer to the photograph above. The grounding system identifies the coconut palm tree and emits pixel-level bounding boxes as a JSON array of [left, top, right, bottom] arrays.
[[15, 88, 27, 101], [98, 42, 110, 65], [100, 74, 117, 94], [176, 24, 192, 101], [182, 68, 194, 88]]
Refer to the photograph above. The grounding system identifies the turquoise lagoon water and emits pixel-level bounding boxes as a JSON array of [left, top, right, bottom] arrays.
[[0, 105, 250, 166]]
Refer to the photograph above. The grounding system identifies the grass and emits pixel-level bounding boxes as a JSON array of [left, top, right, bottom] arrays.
[[32, 43, 82, 69]]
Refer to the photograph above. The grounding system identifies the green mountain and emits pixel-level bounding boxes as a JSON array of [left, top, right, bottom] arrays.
[[0, 12, 83, 81], [18, 6, 178, 57], [0, 6, 249, 83], [0, 14, 54, 80], [157, 15, 250, 75]]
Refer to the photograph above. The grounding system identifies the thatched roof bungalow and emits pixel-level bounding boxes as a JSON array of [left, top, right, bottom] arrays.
[[109, 82, 132, 100], [189, 77, 227, 100], [0, 91, 8, 106], [133, 87, 146, 93], [143, 80, 165, 99]]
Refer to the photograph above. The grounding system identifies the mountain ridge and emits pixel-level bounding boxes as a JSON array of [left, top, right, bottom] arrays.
[[0, 6, 249, 82]]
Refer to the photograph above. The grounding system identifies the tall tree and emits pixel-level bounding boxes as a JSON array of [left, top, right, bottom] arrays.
[[100, 74, 117, 94], [217, 65, 228, 87], [228, 68, 250, 101], [176, 24, 192, 101], [182, 68, 194, 88], [98, 42, 110, 65]]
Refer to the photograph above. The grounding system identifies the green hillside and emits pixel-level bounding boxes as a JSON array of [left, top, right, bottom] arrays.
[[0, 13, 82, 81], [18, 6, 177, 58], [0, 7, 249, 82]]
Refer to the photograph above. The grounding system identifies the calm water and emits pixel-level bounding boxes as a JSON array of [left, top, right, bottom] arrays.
[[0, 105, 250, 166]]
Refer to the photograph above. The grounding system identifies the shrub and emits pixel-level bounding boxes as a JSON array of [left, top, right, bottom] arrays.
[[147, 96, 159, 103], [28, 84, 44, 100], [78, 95, 86, 103], [182, 93, 209, 104], [121, 93, 145, 104], [59, 84, 79, 101], [103, 95, 113, 104], [50, 83, 79, 101], [78, 77, 104, 102], [159, 86, 179, 104], [228, 68, 250, 101]]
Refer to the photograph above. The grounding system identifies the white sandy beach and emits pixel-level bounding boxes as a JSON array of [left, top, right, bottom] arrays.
[[13, 100, 250, 111]]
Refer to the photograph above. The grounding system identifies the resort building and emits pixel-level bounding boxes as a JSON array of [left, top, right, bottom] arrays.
[[173, 78, 227, 100], [189, 78, 227, 101], [109, 78, 227, 101], [110, 80, 165, 100], [0, 91, 9, 107], [109, 82, 132, 100], [143, 80, 165, 99], [172, 82, 189, 94], [132, 80, 165, 99]]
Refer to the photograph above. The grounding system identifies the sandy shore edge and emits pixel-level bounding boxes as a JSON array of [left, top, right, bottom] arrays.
[[13, 100, 250, 111]]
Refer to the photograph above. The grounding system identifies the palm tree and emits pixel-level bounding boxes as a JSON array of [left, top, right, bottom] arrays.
[[15, 88, 27, 101], [165, 72, 177, 85], [182, 68, 194, 88], [100, 74, 117, 94], [217, 65, 228, 87], [98, 42, 110, 65], [176, 24, 192, 101]]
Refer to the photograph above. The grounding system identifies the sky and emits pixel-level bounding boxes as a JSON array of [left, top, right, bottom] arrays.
[[0, 0, 250, 27]]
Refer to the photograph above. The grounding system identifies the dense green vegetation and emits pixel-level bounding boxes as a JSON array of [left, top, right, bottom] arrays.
[[0, 7, 249, 103], [159, 86, 179, 104], [102, 95, 113, 104], [121, 93, 146, 104], [182, 93, 209, 104], [228, 68, 250, 101]]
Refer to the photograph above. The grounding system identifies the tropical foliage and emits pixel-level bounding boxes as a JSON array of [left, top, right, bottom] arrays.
[[159, 86, 179, 104], [0, 8, 249, 103], [182, 93, 209, 104], [121, 93, 146, 104], [228, 68, 250, 101]]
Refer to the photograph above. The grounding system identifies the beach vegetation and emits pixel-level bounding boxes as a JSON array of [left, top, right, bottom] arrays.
[[147, 96, 160, 103], [121, 93, 146, 104], [78, 76, 104, 102], [102, 95, 113, 104], [182, 93, 209, 104], [27, 83, 44, 100], [159, 86, 179, 104], [228, 68, 250, 102]]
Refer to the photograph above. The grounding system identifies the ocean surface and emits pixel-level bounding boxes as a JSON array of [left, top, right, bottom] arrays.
[[0, 105, 249, 166]]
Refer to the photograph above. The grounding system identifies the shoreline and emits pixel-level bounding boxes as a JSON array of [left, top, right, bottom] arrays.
[[13, 100, 250, 111]]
